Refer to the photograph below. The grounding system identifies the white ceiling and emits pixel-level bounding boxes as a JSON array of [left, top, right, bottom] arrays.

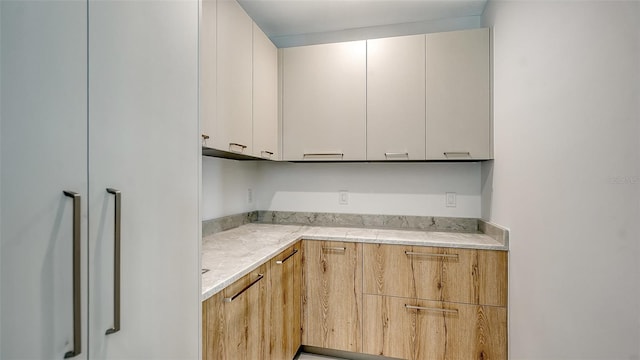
[[237, 0, 488, 44]]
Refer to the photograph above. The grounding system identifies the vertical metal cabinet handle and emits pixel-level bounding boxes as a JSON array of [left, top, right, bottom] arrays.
[[276, 248, 298, 265], [405, 304, 458, 314], [63, 191, 81, 359], [223, 274, 264, 303], [105, 188, 121, 335]]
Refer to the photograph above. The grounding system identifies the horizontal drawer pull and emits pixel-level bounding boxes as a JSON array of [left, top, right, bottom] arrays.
[[404, 251, 459, 259], [322, 246, 346, 252], [261, 150, 274, 158], [229, 142, 247, 152], [276, 249, 299, 264], [223, 274, 264, 303], [384, 152, 409, 158], [303, 152, 344, 158], [405, 304, 458, 314], [443, 151, 471, 157], [201, 134, 210, 140]]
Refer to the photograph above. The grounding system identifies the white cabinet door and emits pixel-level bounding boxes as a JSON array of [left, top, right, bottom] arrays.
[[282, 41, 367, 161], [88, 1, 200, 359], [426, 28, 491, 160], [1, 2, 88, 359], [367, 35, 426, 161], [201, 0, 217, 148], [216, 0, 253, 155], [252, 23, 279, 160]]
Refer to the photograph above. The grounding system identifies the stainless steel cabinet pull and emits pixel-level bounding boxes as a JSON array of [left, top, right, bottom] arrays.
[[276, 249, 298, 264], [443, 151, 471, 158], [229, 142, 247, 152], [384, 152, 409, 159], [322, 246, 346, 252], [303, 152, 344, 159], [63, 191, 81, 359], [404, 251, 459, 260], [105, 188, 121, 335], [405, 304, 458, 314], [223, 274, 264, 303]]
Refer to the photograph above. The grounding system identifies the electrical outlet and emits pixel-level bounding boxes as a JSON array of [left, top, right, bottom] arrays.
[[446, 192, 456, 207], [339, 190, 349, 205], [247, 188, 253, 204]]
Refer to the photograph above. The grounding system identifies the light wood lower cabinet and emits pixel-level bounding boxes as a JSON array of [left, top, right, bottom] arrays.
[[363, 243, 507, 307], [269, 243, 302, 359], [302, 240, 363, 353], [202, 264, 269, 360], [363, 295, 507, 360]]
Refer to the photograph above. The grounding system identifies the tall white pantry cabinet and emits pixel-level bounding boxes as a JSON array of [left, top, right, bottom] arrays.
[[0, 1, 201, 359]]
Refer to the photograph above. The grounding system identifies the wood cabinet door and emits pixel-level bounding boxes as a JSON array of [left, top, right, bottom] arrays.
[[252, 23, 279, 160], [426, 28, 491, 160], [282, 41, 367, 161], [367, 35, 426, 161], [363, 295, 507, 360], [363, 244, 507, 306], [269, 244, 302, 359], [302, 241, 362, 352], [204, 265, 269, 360], [216, 0, 253, 154]]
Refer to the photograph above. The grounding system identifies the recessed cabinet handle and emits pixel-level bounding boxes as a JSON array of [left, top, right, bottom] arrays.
[[276, 249, 298, 265], [303, 152, 344, 159], [223, 274, 264, 303], [322, 246, 346, 252], [443, 152, 471, 158], [63, 191, 81, 359], [384, 152, 409, 159], [105, 188, 121, 335], [229, 143, 247, 153], [405, 304, 458, 314], [404, 251, 459, 260]]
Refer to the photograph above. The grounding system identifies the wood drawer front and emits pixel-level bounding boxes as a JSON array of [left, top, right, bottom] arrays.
[[363, 244, 507, 306], [363, 295, 507, 360], [302, 240, 362, 353]]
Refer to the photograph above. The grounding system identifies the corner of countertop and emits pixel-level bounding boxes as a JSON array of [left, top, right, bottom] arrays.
[[478, 220, 509, 249]]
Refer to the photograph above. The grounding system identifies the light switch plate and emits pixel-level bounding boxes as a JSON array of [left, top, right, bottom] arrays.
[[339, 190, 349, 205]]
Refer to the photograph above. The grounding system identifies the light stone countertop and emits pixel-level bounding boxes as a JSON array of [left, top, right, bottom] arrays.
[[201, 223, 507, 301]]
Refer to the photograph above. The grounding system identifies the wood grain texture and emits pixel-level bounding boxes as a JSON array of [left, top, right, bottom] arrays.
[[203, 264, 269, 360], [363, 244, 507, 306], [302, 240, 363, 352], [269, 243, 302, 359], [363, 295, 507, 360]]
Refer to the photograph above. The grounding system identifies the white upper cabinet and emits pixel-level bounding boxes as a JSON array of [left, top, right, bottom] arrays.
[[216, 0, 253, 155], [201, 0, 216, 148], [252, 23, 279, 160], [367, 35, 426, 161], [426, 28, 491, 160], [282, 41, 367, 161]]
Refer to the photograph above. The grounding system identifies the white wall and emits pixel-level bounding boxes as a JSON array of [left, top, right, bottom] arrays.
[[255, 161, 482, 217], [482, 1, 640, 359], [201, 157, 259, 220]]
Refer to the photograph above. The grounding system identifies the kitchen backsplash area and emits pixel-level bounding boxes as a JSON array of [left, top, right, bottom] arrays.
[[202, 210, 509, 247]]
